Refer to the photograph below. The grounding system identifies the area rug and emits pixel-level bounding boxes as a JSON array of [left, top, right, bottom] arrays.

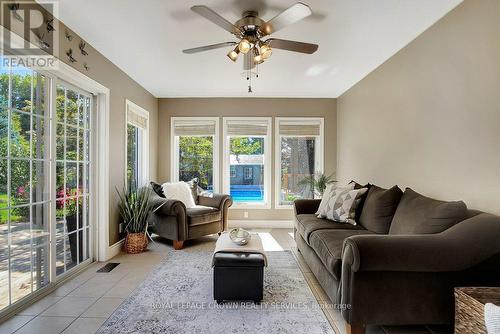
[[97, 250, 335, 333]]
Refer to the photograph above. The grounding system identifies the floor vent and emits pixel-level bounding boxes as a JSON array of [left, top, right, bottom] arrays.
[[97, 263, 120, 273]]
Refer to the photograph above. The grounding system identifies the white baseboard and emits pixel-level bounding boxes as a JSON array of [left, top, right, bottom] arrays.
[[228, 220, 294, 229], [105, 239, 124, 261]]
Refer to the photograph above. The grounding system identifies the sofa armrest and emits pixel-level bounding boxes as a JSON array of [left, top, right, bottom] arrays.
[[293, 199, 321, 215], [342, 213, 500, 273]]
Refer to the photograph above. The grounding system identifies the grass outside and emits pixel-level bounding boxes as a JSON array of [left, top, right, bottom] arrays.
[[0, 193, 23, 223]]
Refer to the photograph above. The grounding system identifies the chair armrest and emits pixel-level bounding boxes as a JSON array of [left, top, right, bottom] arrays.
[[198, 193, 232, 233], [342, 213, 500, 273], [148, 192, 188, 241], [293, 199, 321, 215], [150, 192, 186, 216], [198, 193, 232, 211]]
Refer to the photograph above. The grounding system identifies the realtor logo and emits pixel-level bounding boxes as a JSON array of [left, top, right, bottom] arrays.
[[1, 1, 58, 69]]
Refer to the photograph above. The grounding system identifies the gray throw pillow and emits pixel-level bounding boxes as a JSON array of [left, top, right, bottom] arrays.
[[322, 187, 368, 225], [389, 188, 467, 235], [316, 183, 355, 218], [359, 185, 403, 234], [186, 178, 199, 204]]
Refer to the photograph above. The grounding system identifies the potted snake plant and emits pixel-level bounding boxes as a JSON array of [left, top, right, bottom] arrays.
[[116, 186, 154, 254]]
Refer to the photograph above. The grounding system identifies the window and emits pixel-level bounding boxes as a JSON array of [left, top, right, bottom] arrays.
[[243, 167, 253, 180], [171, 117, 219, 192], [275, 118, 324, 207], [126, 100, 149, 191], [223, 117, 271, 208]]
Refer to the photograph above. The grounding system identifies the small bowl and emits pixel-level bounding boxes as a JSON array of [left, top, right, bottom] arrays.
[[229, 228, 251, 246]]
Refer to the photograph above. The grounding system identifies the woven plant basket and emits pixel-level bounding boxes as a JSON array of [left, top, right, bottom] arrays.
[[124, 232, 148, 254], [455, 287, 500, 334]]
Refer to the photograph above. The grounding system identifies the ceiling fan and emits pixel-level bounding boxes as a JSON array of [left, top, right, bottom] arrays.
[[182, 2, 319, 70]]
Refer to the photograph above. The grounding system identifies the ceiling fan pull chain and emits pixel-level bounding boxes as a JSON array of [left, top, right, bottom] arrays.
[[248, 66, 252, 93], [248, 55, 253, 93]]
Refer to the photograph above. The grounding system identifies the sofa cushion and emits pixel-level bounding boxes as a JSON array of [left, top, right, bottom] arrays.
[[359, 185, 403, 234], [309, 229, 375, 280], [295, 214, 364, 245], [389, 188, 467, 235], [186, 205, 221, 226]]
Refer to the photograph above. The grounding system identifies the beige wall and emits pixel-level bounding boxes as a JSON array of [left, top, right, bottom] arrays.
[[57, 26, 159, 245], [55, 28, 158, 245], [1, 2, 158, 245], [337, 0, 500, 214], [158, 98, 336, 221]]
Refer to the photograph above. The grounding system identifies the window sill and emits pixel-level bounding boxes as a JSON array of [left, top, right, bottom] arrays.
[[275, 204, 294, 210], [230, 203, 272, 210]]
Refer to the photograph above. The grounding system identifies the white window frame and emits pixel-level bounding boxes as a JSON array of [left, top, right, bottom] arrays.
[[125, 100, 150, 189], [275, 117, 324, 209], [170, 117, 220, 192], [223, 117, 272, 209]]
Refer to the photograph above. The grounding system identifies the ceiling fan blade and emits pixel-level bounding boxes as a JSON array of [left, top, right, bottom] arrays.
[[191, 6, 241, 36], [243, 53, 256, 70], [183, 42, 237, 54], [259, 3, 312, 36], [266, 38, 318, 54]]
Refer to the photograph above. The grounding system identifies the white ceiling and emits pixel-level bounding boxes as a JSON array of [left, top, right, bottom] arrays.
[[54, 0, 462, 98]]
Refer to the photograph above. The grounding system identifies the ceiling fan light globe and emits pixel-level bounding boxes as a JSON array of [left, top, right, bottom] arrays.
[[260, 44, 272, 59], [227, 50, 239, 61], [254, 54, 264, 64], [238, 39, 252, 54], [227, 45, 240, 62]]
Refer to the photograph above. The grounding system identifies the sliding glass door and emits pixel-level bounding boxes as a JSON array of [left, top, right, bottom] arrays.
[[0, 62, 94, 313], [54, 82, 92, 276], [1, 64, 51, 310]]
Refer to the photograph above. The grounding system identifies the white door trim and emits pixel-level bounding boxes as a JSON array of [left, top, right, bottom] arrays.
[[51, 59, 111, 261]]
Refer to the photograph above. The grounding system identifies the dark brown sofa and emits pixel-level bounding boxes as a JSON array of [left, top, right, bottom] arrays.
[[294, 186, 500, 334], [148, 190, 232, 250]]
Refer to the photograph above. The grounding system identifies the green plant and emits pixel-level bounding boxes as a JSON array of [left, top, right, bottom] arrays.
[[298, 172, 336, 197], [116, 186, 154, 234]]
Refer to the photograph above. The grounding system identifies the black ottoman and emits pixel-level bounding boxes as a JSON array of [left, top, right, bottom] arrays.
[[213, 252, 265, 303]]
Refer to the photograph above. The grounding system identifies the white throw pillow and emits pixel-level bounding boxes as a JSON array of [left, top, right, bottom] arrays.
[[485, 303, 500, 334], [161, 182, 196, 208], [316, 183, 355, 218]]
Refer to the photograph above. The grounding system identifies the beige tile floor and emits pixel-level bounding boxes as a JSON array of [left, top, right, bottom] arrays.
[[0, 229, 446, 334]]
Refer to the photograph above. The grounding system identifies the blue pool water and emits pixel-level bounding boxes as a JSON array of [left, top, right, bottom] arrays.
[[230, 185, 264, 202]]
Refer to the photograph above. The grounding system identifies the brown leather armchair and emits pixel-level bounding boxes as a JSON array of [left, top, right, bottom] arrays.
[[148, 191, 233, 250]]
